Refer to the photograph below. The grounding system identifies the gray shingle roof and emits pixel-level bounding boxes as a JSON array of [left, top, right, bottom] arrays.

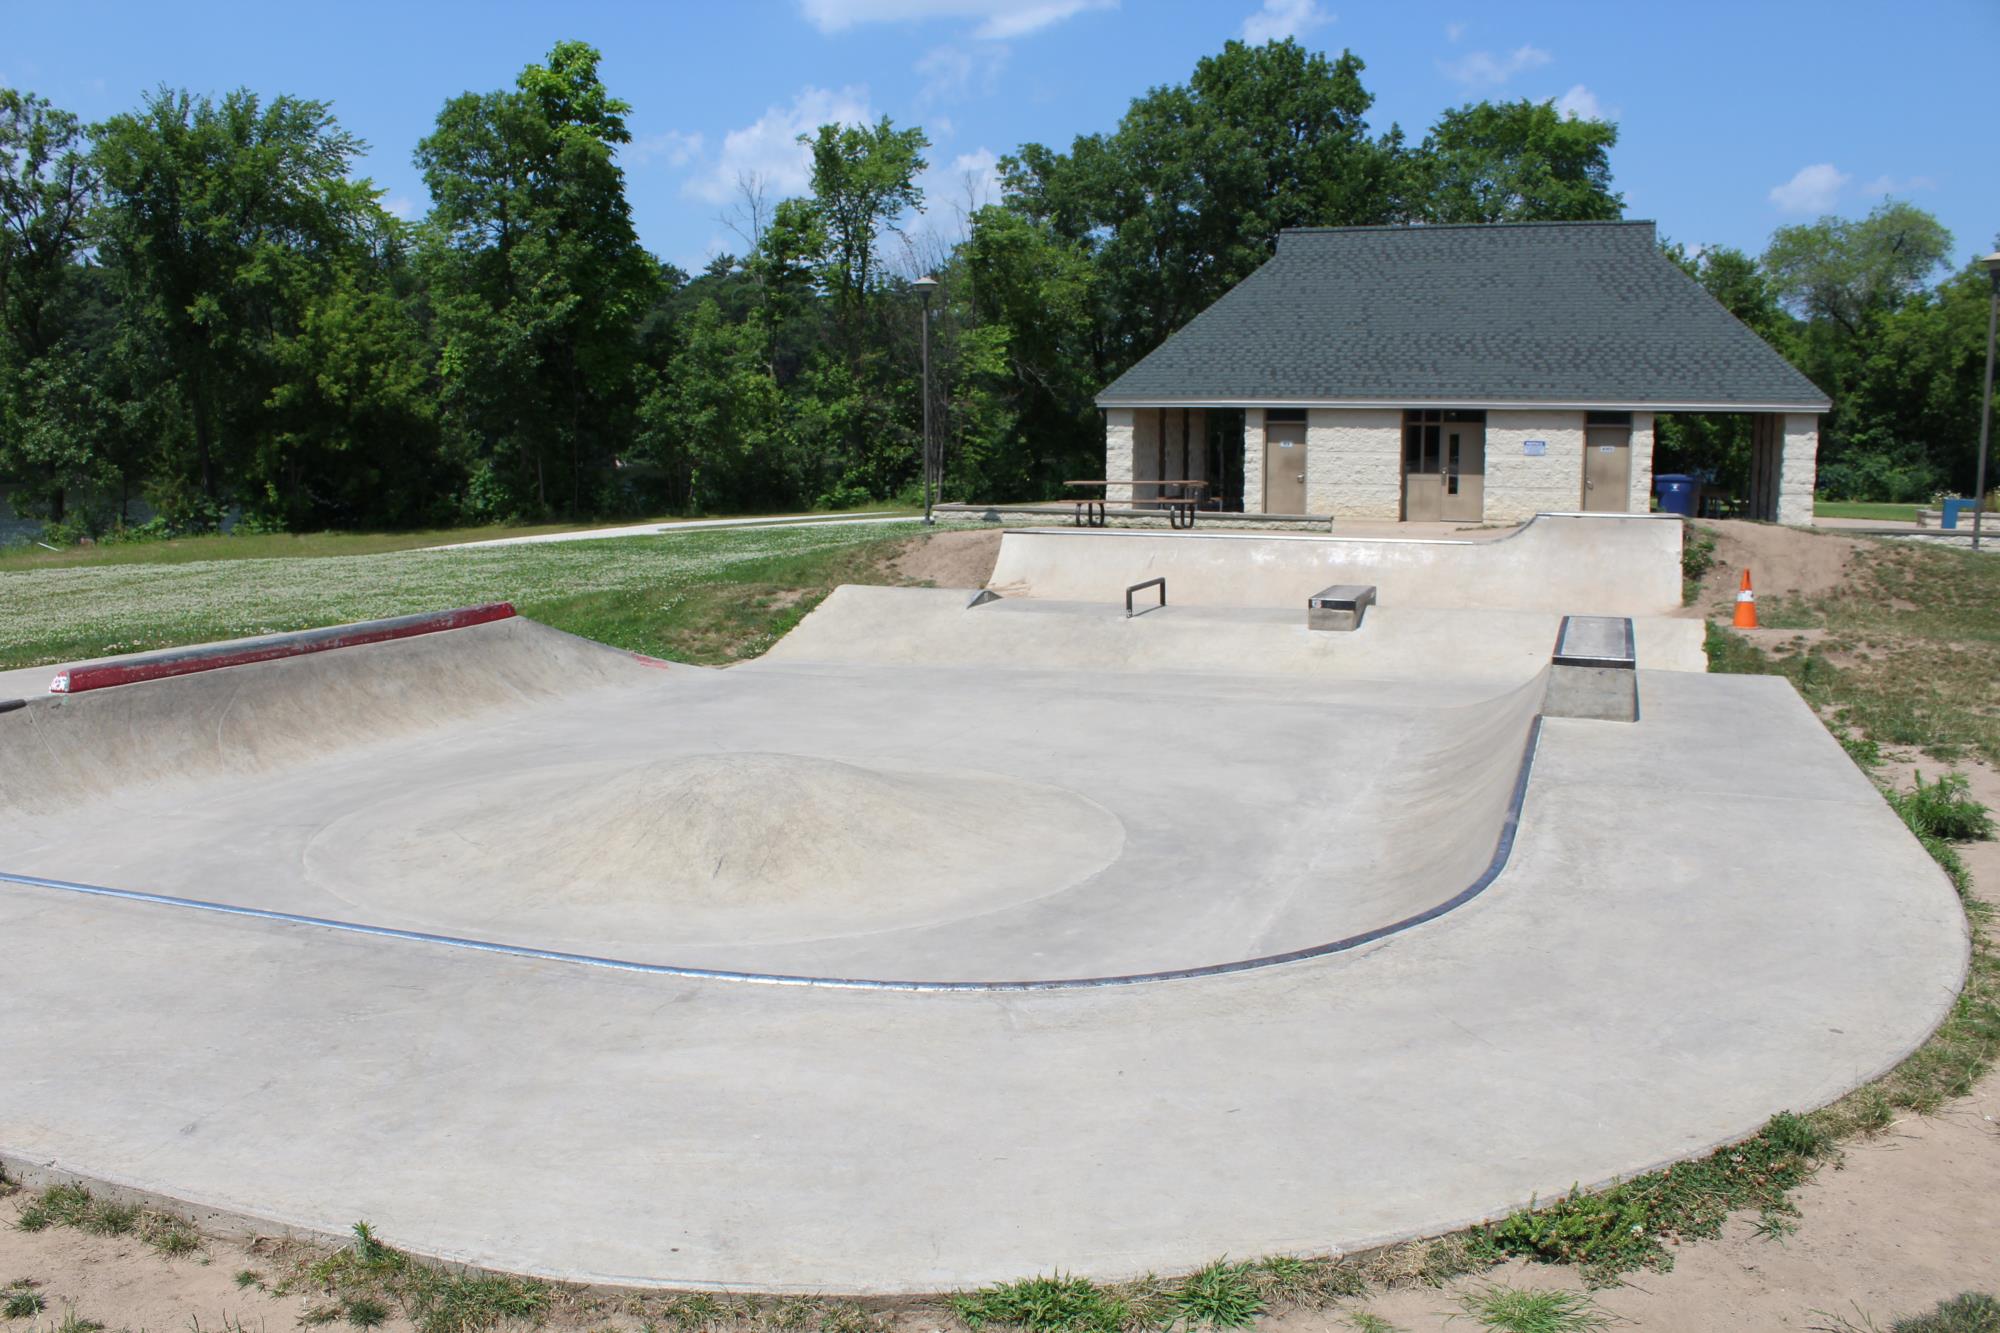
[[1095, 221, 1829, 411]]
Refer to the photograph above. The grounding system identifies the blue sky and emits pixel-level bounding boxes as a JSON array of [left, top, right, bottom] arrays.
[[5, 0, 1995, 276]]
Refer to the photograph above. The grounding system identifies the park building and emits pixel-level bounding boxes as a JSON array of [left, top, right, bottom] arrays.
[[1094, 220, 1829, 524]]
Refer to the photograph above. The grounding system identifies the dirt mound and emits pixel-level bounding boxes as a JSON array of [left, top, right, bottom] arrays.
[[1686, 519, 1868, 618], [891, 527, 1001, 588]]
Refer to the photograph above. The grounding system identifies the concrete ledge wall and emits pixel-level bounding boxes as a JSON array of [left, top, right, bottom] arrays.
[[987, 512, 1686, 615]]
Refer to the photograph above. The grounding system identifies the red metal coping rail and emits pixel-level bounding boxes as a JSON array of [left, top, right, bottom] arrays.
[[49, 603, 517, 695]]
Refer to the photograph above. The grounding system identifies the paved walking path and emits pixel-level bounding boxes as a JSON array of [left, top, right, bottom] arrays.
[[431, 511, 921, 549]]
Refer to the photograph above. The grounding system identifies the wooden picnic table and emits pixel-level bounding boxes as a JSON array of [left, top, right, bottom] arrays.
[[1062, 479, 1211, 528]]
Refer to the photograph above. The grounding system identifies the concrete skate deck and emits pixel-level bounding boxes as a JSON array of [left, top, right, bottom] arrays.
[[0, 604, 1968, 1292], [768, 585, 1708, 677], [987, 512, 1686, 614]]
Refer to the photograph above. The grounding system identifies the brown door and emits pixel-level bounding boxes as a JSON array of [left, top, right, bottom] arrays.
[[1263, 422, 1306, 514], [1403, 417, 1441, 520], [1582, 425, 1632, 512], [1441, 423, 1485, 522]]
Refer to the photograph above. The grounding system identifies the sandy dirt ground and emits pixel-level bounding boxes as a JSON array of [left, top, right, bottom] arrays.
[[1682, 519, 1867, 622], [889, 527, 1002, 589]]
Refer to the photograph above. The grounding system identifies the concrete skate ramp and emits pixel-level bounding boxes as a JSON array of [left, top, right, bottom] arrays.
[[986, 512, 1684, 614], [0, 617, 667, 817], [767, 585, 1708, 676]]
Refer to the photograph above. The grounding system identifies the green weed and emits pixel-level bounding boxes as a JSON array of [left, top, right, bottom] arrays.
[[1893, 1293, 2000, 1332], [1342, 1315, 1402, 1333], [1468, 1111, 1829, 1281], [1459, 1285, 1610, 1332], [1246, 1254, 1364, 1305], [231, 1271, 262, 1290], [1172, 1261, 1263, 1329], [1680, 524, 1717, 602], [45, 1310, 104, 1333], [3, 1286, 44, 1320], [950, 1275, 1129, 1333], [343, 1296, 392, 1329], [1888, 773, 1996, 843]]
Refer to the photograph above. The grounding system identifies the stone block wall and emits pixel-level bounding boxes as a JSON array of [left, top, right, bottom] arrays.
[[1484, 410, 1587, 522], [1242, 407, 1265, 512], [1104, 409, 1134, 502], [1306, 409, 1400, 519], [1630, 412, 1656, 514], [1778, 414, 1819, 526]]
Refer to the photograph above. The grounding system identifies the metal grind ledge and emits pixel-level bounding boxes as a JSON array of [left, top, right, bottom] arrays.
[[48, 603, 518, 694], [1545, 615, 1639, 722]]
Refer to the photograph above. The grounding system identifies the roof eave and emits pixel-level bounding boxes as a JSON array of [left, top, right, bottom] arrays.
[[1094, 395, 1833, 414]]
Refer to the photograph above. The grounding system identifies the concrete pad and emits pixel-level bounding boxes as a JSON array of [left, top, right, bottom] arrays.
[[0, 595, 1965, 1292]]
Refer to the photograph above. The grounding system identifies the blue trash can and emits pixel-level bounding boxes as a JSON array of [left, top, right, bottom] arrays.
[[1654, 474, 1698, 517]]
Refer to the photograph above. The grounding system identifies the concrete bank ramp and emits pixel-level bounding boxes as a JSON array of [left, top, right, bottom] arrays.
[[986, 512, 1685, 615], [766, 585, 1707, 677], [0, 617, 667, 817]]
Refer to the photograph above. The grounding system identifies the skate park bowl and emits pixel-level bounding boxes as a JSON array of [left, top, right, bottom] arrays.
[[0, 513, 1969, 1292]]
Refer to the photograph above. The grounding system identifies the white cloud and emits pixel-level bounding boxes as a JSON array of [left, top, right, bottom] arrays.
[[627, 130, 705, 169], [1440, 43, 1551, 90], [1444, 21, 1464, 41], [1554, 84, 1603, 121], [798, 0, 1114, 39], [685, 85, 875, 206], [1860, 173, 1937, 197], [915, 42, 1008, 103], [1241, 0, 1333, 44], [1768, 163, 1851, 214], [383, 196, 415, 219]]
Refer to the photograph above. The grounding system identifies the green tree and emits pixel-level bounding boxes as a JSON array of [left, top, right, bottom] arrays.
[[1004, 39, 1401, 368], [958, 206, 1101, 498], [1412, 99, 1622, 224], [417, 40, 659, 516], [801, 117, 928, 338], [1763, 200, 1952, 335], [1761, 202, 1957, 499], [92, 87, 374, 517], [0, 88, 103, 520]]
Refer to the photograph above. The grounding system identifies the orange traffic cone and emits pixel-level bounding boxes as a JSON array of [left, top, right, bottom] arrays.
[[1733, 568, 1758, 629]]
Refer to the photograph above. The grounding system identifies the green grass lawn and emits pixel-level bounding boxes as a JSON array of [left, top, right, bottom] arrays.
[[0, 521, 931, 671], [0, 505, 917, 573], [1814, 500, 1923, 522]]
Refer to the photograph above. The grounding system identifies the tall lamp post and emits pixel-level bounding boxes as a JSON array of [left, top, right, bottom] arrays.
[[1974, 251, 2000, 553], [912, 275, 939, 525]]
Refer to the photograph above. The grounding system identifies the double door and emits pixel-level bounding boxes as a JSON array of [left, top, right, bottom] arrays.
[[1404, 414, 1485, 522]]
